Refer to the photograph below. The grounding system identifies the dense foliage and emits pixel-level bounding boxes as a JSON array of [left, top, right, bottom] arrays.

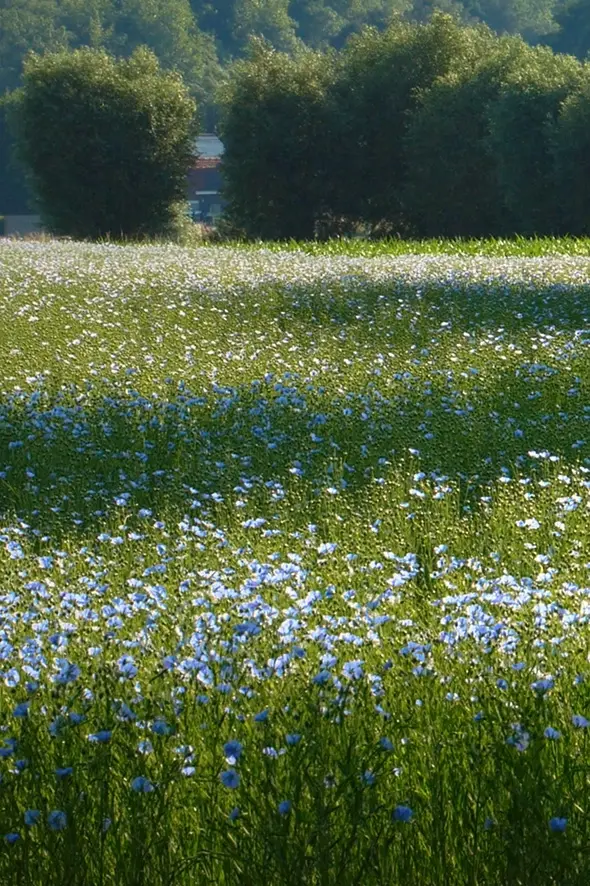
[[1, 0, 589, 217], [8, 48, 197, 239], [0, 241, 589, 883], [218, 42, 333, 240], [220, 14, 590, 238]]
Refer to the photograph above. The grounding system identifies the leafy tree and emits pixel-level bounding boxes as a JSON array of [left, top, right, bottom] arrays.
[[8, 47, 197, 238], [550, 71, 590, 233], [0, 0, 69, 94], [323, 13, 495, 232], [487, 45, 583, 234], [544, 0, 590, 59], [462, 0, 559, 39], [190, 0, 240, 56], [403, 36, 527, 237], [233, 0, 300, 53], [0, 100, 32, 213], [219, 40, 334, 239]]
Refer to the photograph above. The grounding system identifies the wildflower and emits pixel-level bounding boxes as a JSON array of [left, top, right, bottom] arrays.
[[506, 726, 530, 752], [138, 740, 153, 755], [4, 833, 19, 844], [278, 800, 292, 816], [392, 805, 413, 823], [13, 702, 30, 718], [151, 718, 172, 736], [361, 770, 376, 786], [549, 817, 567, 833], [254, 710, 268, 723], [317, 542, 337, 556], [286, 734, 301, 746], [24, 810, 40, 827], [55, 767, 73, 779], [342, 660, 364, 680], [181, 766, 196, 777], [544, 727, 561, 740], [220, 769, 240, 789], [47, 811, 67, 832], [53, 660, 81, 685], [223, 740, 243, 764], [572, 715, 589, 728], [531, 678, 554, 695], [379, 737, 394, 751], [229, 807, 240, 821], [131, 776, 155, 793], [88, 730, 112, 744]]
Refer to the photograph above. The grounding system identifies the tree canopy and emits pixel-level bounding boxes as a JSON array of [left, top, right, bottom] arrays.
[[0, 0, 586, 216], [9, 46, 197, 238]]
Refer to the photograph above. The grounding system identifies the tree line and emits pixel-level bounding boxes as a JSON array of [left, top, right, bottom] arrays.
[[7, 12, 590, 241], [2, 0, 590, 216], [219, 14, 590, 238]]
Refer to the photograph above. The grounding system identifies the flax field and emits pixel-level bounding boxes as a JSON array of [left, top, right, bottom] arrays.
[[0, 240, 589, 885]]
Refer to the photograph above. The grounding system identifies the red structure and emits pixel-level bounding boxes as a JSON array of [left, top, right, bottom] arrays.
[[186, 135, 224, 224]]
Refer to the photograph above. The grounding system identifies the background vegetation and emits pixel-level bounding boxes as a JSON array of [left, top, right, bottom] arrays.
[[8, 47, 197, 239], [218, 15, 590, 239], [2, 0, 590, 220]]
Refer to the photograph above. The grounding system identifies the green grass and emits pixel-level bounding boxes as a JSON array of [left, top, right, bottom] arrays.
[[210, 234, 590, 257], [0, 240, 589, 884]]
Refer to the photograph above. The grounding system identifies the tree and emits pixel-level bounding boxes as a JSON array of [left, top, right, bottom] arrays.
[[96, 0, 221, 108], [550, 71, 590, 234], [462, 0, 559, 40], [9, 47, 197, 239], [233, 0, 300, 53], [0, 99, 33, 214], [322, 13, 495, 232], [402, 36, 527, 237], [487, 45, 583, 234], [219, 40, 334, 239], [544, 0, 590, 60]]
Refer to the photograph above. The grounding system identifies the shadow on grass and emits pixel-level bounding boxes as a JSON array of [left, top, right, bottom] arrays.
[[0, 353, 586, 539]]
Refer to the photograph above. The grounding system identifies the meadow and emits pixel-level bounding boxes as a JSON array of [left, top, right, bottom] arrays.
[[0, 239, 589, 885]]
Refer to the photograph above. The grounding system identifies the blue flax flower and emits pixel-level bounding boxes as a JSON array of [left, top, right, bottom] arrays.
[[393, 805, 413, 823], [220, 769, 240, 789], [88, 731, 112, 744], [47, 811, 67, 832], [549, 817, 567, 833], [223, 740, 243, 764], [131, 776, 155, 793], [278, 800, 292, 816]]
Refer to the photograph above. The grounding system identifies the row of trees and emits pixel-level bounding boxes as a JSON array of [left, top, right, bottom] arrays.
[[3, 0, 590, 220], [219, 15, 590, 239]]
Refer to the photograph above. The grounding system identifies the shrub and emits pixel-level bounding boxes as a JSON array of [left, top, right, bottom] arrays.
[[218, 40, 334, 241], [486, 47, 584, 236], [8, 47, 197, 240]]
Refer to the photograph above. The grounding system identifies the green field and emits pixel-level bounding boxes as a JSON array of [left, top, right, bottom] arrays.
[[0, 240, 589, 885]]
